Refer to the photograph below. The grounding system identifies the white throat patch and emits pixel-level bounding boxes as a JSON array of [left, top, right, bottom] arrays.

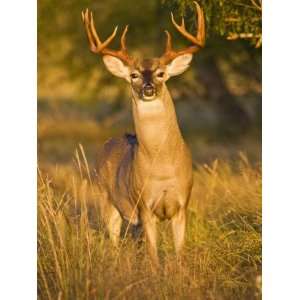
[[136, 98, 165, 115]]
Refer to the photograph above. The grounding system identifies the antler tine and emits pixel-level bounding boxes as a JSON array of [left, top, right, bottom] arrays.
[[82, 8, 118, 53], [82, 9, 97, 52], [90, 11, 118, 52], [164, 30, 172, 52], [181, 17, 185, 29], [120, 25, 129, 51], [81, 8, 133, 64], [170, 13, 186, 31], [160, 1, 205, 63], [195, 1, 205, 45]]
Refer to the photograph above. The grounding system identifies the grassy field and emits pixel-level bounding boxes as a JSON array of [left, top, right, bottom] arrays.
[[38, 146, 261, 299], [37, 97, 261, 299]]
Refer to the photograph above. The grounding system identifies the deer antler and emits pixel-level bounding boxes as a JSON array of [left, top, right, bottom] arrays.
[[81, 9, 133, 65], [160, 1, 205, 64]]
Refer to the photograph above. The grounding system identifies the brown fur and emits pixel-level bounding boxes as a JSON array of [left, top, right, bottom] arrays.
[[96, 58, 193, 266]]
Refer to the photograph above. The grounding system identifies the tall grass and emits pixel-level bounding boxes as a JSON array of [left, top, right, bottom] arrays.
[[38, 149, 261, 300]]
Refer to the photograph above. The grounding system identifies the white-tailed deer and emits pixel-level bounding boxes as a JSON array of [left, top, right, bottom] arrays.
[[82, 2, 205, 266]]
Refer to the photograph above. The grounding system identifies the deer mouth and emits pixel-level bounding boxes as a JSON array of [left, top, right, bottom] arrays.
[[142, 84, 156, 100]]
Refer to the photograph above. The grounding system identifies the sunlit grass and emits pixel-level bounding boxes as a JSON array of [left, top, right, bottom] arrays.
[[38, 147, 261, 299]]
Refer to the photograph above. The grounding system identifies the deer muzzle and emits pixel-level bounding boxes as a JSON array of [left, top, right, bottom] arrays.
[[143, 83, 156, 99]]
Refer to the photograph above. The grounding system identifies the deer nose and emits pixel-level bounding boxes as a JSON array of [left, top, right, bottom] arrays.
[[143, 83, 155, 97]]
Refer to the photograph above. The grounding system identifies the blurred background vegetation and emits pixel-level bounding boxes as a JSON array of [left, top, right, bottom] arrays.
[[38, 0, 261, 166]]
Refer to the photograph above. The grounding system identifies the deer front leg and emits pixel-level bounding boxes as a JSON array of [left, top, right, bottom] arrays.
[[171, 208, 186, 256], [99, 189, 122, 245], [141, 210, 159, 268], [107, 207, 122, 245]]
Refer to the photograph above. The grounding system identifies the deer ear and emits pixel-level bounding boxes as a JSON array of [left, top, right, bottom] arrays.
[[103, 55, 130, 81], [166, 53, 193, 77]]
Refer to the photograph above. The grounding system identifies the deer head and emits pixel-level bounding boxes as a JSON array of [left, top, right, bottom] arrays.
[[82, 1, 205, 101]]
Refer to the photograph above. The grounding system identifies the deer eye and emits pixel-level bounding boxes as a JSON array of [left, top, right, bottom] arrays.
[[157, 71, 165, 78], [130, 73, 139, 79]]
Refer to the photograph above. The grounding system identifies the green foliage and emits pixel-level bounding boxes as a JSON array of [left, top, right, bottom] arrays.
[[162, 0, 261, 47]]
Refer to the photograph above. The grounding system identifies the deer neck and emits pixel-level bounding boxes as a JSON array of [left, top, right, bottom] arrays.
[[131, 85, 184, 160]]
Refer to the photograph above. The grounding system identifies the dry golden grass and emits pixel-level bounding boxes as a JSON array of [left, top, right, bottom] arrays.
[[38, 148, 261, 300]]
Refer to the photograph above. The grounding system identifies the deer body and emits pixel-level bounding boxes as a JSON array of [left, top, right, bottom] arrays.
[[82, 1, 205, 265], [96, 75, 193, 263]]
